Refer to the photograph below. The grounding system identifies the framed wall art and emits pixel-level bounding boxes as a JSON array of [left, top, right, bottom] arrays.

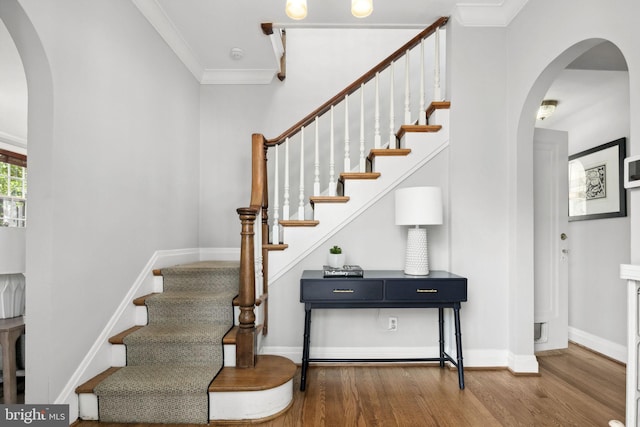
[[568, 137, 627, 221]]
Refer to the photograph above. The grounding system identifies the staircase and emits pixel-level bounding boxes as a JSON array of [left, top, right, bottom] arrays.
[[76, 261, 296, 423], [75, 17, 449, 424]]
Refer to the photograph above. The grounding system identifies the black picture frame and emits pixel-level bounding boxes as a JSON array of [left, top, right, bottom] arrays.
[[568, 137, 627, 221]]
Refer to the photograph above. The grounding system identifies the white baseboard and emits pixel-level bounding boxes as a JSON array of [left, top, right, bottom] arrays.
[[568, 326, 626, 363], [507, 352, 539, 373], [262, 346, 512, 368]]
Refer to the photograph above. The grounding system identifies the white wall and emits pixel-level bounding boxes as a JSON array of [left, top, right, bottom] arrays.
[[504, 0, 640, 365], [1, 0, 201, 404], [447, 24, 512, 364]]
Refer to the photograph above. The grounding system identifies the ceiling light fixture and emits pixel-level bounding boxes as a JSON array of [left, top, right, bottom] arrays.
[[537, 99, 558, 120], [285, 0, 307, 20], [351, 0, 373, 18], [285, 0, 373, 20]]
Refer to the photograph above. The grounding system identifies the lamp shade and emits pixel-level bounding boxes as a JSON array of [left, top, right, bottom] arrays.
[[395, 186, 443, 226]]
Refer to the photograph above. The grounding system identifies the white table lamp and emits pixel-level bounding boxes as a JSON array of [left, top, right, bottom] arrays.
[[395, 186, 443, 275]]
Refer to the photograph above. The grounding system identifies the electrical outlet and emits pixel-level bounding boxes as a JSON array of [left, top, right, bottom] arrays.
[[388, 316, 398, 331]]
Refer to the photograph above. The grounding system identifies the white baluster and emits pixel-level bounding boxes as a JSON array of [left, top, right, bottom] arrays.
[[283, 137, 290, 220], [329, 106, 336, 196], [313, 117, 320, 196], [344, 94, 351, 172], [374, 72, 381, 149], [419, 39, 427, 125], [389, 61, 396, 149], [434, 26, 442, 102], [298, 128, 305, 220], [272, 143, 280, 243], [404, 50, 411, 125], [359, 83, 366, 172]]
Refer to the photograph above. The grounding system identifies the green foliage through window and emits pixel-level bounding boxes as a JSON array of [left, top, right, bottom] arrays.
[[0, 160, 27, 227]]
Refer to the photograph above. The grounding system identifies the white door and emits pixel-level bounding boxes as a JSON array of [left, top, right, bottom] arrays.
[[534, 128, 569, 352]]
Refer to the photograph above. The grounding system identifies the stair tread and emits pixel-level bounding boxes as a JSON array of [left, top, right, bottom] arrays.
[[76, 367, 121, 394], [222, 324, 264, 344], [133, 293, 157, 306], [148, 290, 237, 302], [426, 101, 451, 120], [263, 243, 288, 250], [397, 124, 442, 140], [209, 355, 296, 393], [310, 196, 350, 205], [339, 172, 381, 180], [124, 322, 232, 343], [96, 365, 219, 394], [279, 220, 320, 227], [368, 148, 411, 160], [109, 326, 144, 344]]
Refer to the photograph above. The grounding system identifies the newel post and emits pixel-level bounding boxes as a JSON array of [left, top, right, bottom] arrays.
[[236, 206, 257, 368]]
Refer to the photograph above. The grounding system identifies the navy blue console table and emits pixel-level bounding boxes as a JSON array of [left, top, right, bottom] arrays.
[[299, 270, 467, 391]]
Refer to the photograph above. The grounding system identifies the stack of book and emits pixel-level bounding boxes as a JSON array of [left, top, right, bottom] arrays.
[[322, 265, 364, 278]]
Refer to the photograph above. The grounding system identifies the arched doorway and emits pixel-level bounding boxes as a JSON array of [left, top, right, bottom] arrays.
[[512, 38, 630, 367], [534, 41, 629, 359]]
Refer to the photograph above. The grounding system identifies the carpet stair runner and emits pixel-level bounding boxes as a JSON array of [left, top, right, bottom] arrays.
[[92, 261, 238, 424]]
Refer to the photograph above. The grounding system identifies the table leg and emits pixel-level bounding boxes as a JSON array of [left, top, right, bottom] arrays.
[[1, 328, 23, 403], [300, 306, 312, 391], [438, 307, 445, 368], [453, 304, 465, 389]]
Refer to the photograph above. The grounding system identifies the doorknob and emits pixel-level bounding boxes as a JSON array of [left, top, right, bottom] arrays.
[[560, 233, 568, 240]]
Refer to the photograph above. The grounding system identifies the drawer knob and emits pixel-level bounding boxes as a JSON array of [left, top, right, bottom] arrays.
[[417, 289, 438, 293], [332, 289, 355, 293]]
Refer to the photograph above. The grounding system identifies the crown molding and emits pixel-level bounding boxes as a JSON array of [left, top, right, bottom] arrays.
[[133, 0, 281, 85], [455, 0, 529, 27], [132, 0, 204, 82]]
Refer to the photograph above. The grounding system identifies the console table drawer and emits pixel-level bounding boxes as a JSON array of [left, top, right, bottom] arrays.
[[385, 280, 467, 302], [301, 280, 383, 302]]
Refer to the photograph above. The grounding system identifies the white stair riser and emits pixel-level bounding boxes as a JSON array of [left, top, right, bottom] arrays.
[[78, 393, 99, 420], [209, 379, 293, 421]]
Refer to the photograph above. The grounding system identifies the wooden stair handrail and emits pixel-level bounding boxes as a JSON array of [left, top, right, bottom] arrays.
[[265, 16, 449, 147], [235, 17, 449, 369]]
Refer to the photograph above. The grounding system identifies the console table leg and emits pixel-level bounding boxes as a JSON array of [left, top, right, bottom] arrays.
[[300, 307, 312, 391], [438, 307, 445, 368], [453, 305, 465, 389]]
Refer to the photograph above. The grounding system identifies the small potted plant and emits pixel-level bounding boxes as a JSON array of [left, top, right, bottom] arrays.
[[328, 245, 345, 268]]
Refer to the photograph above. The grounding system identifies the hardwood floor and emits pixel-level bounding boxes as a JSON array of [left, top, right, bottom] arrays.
[[73, 343, 625, 426]]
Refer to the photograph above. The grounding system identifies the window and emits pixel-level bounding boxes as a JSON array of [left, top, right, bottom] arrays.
[[0, 149, 27, 227]]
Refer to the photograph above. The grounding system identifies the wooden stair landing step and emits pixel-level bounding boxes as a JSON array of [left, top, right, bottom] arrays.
[[209, 355, 296, 393]]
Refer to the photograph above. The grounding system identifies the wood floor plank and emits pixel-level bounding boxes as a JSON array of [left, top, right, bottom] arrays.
[[71, 343, 625, 427]]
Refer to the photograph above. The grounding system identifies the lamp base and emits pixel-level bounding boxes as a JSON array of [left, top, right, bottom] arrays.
[[404, 227, 429, 275]]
